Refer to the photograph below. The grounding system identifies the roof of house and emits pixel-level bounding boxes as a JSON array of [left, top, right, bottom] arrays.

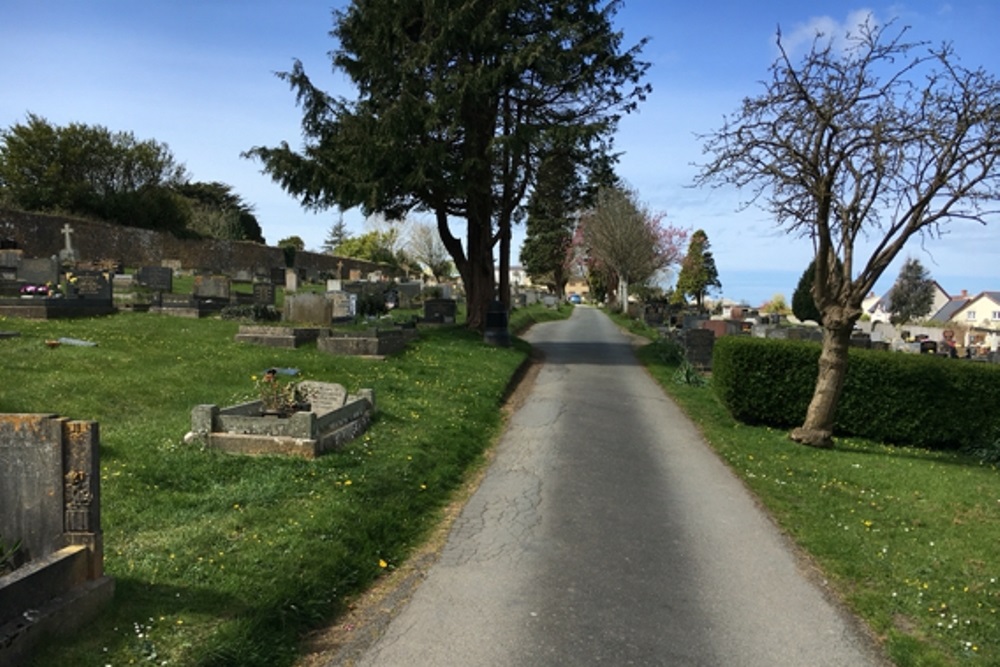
[[929, 297, 972, 323]]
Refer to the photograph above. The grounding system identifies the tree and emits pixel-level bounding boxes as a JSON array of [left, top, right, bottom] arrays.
[[322, 212, 350, 254], [407, 221, 453, 283], [579, 186, 686, 312], [0, 113, 189, 232], [244, 0, 650, 330], [335, 229, 401, 266], [278, 235, 305, 267], [887, 257, 935, 326], [674, 229, 721, 312], [791, 259, 823, 324], [696, 18, 1000, 448], [520, 148, 583, 297], [176, 181, 264, 243]]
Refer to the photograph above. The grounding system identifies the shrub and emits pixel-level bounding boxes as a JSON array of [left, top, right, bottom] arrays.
[[712, 336, 1000, 449]]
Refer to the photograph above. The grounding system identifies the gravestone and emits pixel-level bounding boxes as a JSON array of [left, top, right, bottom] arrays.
[[284, 292, 331, 324], [58, 223, 77, 265], [328, 290, 354, 320], [136, 266, 173, 292], [19, 257, 59, 286], [297, 381, 348, 414], [193, 274, 231, 301], [270, 267, 286, 285], [285, 268, 299, 292], [71, 270, 112, 301], [0, 414, 113, 666], [0, 249, 22, 281], [252, 282, 275, 306], [683, 328, 716, 370], [424, 298, 457, 323]]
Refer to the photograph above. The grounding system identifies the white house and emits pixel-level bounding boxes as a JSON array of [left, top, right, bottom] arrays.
[[864, 281, 951, 323]]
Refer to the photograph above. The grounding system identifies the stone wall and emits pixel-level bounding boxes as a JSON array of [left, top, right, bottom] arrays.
[[0, 208, 406, 281]]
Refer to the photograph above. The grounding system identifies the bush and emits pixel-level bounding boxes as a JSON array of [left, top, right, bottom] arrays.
[[712, 336, 1000, 450]]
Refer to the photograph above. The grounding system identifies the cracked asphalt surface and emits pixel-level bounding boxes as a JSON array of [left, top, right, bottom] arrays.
[[353, 307, 890, 666]]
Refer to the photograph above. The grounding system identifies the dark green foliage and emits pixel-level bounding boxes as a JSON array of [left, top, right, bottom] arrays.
[[711, 337, 818, 427], [791, 260, 822, 323], [355, 291, 388, 317], [521, 148, 582, 295], [887, 257, 935, 325], [674, 229, 720, 311], [712, 336, 1000, 449]]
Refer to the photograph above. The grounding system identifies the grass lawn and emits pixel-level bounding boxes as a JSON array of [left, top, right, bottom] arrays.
[[626, 325, 1000, 667], [0, 303, 569, 667]]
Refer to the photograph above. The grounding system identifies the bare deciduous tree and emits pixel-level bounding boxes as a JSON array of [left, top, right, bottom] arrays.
[[581, 186, 686, 311], [407, 221, 453, 283], [696, 17, 1000, 448]]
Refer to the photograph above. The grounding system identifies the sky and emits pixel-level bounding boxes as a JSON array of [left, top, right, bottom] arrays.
[[2, 1, 999, 305]]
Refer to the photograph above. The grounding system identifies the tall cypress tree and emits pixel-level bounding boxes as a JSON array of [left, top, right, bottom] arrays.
[[521, 148, 582, 297]]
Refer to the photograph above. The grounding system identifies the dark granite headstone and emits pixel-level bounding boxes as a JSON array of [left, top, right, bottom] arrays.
[[253, 282, 275, 305], [71, 270, 112, 301], [20, 257, 59, 286], [136, 266, 173, 292]]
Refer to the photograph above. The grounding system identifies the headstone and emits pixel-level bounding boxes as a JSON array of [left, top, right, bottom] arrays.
[[328, 290, 354, 320], [284, 292, 331, 324], [327, 279, 343, 292], [0, 248, 22, 280], [424, 298, 457, 323], [270, 267, 286, 285], [285, 268, 299, 292], [193, 274, 231, 301], [0, 414, 113, 665], [71, 270, 112, 301], [483, 300, 511, 347], [136, 266, 173, 292], [296, 381, 348, 414], [19, 257, 59, 286], [233, 269, 253, 283], [252, 282, 276, 306], [58, 223, 78, 265]]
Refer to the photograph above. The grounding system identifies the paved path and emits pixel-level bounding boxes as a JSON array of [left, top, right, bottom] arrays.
[[356, 307, 888, 666]]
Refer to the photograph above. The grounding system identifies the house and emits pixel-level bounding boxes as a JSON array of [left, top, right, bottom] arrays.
[[864, 281, 951, 323], [947, 291, 1000, 352]]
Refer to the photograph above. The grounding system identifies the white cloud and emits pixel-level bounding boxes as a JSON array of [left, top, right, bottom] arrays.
[[780, 8, 879, 57]]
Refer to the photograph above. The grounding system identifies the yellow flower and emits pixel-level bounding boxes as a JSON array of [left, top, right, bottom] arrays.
[[379, 559, 388, 568]]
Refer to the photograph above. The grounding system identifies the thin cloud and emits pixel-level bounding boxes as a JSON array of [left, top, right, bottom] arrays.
[[780, 9, 880, 57]]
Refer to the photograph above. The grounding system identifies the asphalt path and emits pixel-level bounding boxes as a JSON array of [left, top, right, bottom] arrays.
[[355, 306, 889, 666]]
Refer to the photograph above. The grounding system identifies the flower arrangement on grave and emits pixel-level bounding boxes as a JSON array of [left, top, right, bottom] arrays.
[[253, 368, 300, 415], [19, 283, 60, 298]]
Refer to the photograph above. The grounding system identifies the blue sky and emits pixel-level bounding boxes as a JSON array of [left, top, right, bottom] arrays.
[[2, 1, 998, 305]]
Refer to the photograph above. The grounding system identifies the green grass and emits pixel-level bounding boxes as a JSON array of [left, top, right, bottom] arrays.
[[635, 335, 1000, 667], [0, 305, 565, 666]]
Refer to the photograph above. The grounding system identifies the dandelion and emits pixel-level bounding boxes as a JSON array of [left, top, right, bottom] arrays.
[[379, 559, 388, 568]]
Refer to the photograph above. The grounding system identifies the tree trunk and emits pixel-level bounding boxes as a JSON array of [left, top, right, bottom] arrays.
[[789, 324, 853, 448]]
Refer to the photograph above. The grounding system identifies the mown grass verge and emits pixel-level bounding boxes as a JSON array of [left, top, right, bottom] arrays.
[[631, 330, 1000, 667], [0, 303, 568, 666]]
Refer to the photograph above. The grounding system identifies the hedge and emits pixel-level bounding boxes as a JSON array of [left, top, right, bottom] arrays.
[[711, 336, 1000, 450]]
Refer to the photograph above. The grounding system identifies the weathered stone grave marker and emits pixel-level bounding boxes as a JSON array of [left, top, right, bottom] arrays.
[[0, 414, 114, 666]]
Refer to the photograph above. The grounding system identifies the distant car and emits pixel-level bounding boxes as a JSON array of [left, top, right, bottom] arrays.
[[568, 294, 582, 304]]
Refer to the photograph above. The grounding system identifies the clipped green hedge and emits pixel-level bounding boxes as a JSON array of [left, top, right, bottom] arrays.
[[712, 336, 1000, 450]]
